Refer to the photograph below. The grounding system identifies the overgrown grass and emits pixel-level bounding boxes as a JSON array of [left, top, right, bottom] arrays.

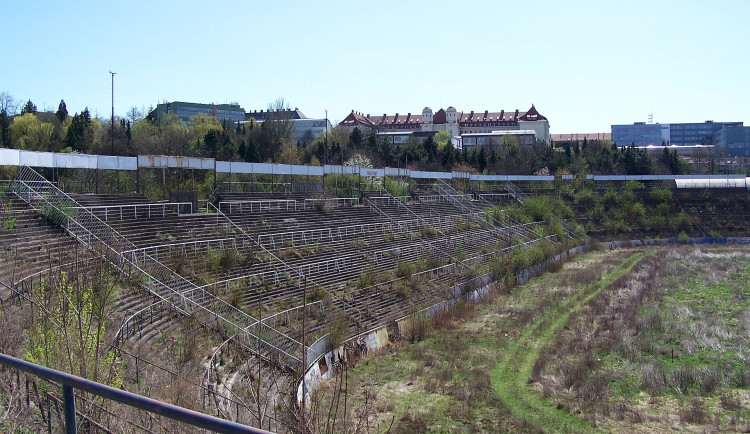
[[490, 249, 654, 433]]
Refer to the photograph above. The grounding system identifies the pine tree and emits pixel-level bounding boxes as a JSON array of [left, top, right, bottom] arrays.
[[0, 109, 11, 148], [56, 100, 68, 123], [478, 147, 487, 172], [238, 140, 247, 162], [247, 138, 260, 162], [21, 99, 37, 115]]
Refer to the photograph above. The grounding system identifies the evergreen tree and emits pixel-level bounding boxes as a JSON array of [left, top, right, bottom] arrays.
[[247, 138, 260, 162], [21, 99, 37, 115], [238, 140, 247, 162], [478, 147, 487, 172], [0, 109, 11, 149], [56, 100, 68, 123], [489, 147, 498, 166], [469, 148, 478, 167], [66, 108, 93, 152], [422, 135, 437, 162], [348, 127, 363, 149]]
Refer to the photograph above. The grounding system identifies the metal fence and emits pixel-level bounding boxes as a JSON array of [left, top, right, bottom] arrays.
[[11, 166, 304, 370]]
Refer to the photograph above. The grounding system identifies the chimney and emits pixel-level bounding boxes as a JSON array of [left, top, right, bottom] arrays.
[[469, 110, 474, 121], [405, 113, 411, 123], [393, 113, 398, 123], [514, 109, 519, 120], [484, 110, 488, 120], [500, 110, 504, 120], [366, 114, 370, 118]]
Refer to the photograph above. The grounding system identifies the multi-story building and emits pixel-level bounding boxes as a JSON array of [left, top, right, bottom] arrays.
[[245, 108, 331, 144], [550, 133, 612, 148], [611, 122, 665, 147], [152, 101, 246, 125], [338, 105, 549, 147], [612, 121, 750, 156]]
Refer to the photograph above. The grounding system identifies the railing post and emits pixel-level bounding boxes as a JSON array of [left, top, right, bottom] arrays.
[[62, 384, 77, 433]]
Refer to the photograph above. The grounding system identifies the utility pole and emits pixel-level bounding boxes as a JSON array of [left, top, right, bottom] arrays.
[[109, 70, 117, 155]]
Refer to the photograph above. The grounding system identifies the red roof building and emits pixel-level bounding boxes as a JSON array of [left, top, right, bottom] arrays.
[[339, 105, 550, 147]]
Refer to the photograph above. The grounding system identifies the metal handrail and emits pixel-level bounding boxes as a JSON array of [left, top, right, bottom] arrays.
[[207, 201, 367, 368], [121, 237, 240, 260], [12, 166, 303, 369], [74, 202, 193, 221], [302, 197, 359, 209], [0, 353, 270, 434], [219, 199, 297, 214]]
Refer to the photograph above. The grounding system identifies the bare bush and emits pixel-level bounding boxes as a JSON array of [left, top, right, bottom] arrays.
[[679, 397, 709, 425]]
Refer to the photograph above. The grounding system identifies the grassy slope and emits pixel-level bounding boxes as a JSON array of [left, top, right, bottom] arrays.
[[490, 249, 653, 433], [312, 249, 650, 432]]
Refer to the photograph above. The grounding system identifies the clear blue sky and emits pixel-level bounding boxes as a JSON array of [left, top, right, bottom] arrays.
[[3, 0, 748, 133]]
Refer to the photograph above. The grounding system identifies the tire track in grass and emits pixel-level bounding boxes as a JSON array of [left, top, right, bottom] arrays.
[[491, 249, 655, 433]]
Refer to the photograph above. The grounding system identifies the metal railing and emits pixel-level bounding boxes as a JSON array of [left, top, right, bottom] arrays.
[[0, 353, 270, 434], [74, 202, 193, 221], [11, 166, 303, 370], [302, 197, 359, 210], [219, 199, 297, 214], [207, 201, 367, 369], [122, 237, 240, 262]]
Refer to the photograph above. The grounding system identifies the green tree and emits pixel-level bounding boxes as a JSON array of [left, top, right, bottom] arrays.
[[0, 109, 11, 148], [434, 130, 451, 151], [56, 99, 68, 123], [423, 134, 437, 162], [9, 113, 55, 151], [348, 127, 363, 150], [25, 264, 121, 387], [66, 108, 93, 152], [20, 99, 37, 115], [247, 137, 260, 162], [478, 146, 487, 172]]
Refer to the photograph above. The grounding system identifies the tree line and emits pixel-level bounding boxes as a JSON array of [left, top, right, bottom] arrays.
[[0, 91, 712, 175]]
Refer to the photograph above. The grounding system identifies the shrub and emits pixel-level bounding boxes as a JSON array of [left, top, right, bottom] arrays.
[[602, 188, 619, 206], [679, 398, 709, 424], [649, 187, 673, 204], [396, 261, 416, 279], [575, 189, 597, 207], [419, 225, 437, 237], [677, 231, 690, 244]]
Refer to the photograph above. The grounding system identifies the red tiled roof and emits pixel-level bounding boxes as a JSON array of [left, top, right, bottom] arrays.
[[433, 108, 446, 124], [340, 105, 547, 128], [518, 104, 547, 121], [339, 111, 376, 128]]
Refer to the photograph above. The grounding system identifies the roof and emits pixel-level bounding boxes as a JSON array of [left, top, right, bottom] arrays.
[[245, 108, 306, 121], [550, 133, 611, 142], [339, 105, 547, 128], [518, 104, 547, 121]]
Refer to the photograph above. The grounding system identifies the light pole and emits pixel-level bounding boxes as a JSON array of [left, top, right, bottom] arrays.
[[110, 70, 117, 155]]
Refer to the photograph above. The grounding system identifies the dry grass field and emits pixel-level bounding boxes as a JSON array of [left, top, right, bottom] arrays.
[[310, 245, 750, 433]]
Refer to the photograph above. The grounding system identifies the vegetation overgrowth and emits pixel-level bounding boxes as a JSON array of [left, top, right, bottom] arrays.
[[311, 246, 750, 432]]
